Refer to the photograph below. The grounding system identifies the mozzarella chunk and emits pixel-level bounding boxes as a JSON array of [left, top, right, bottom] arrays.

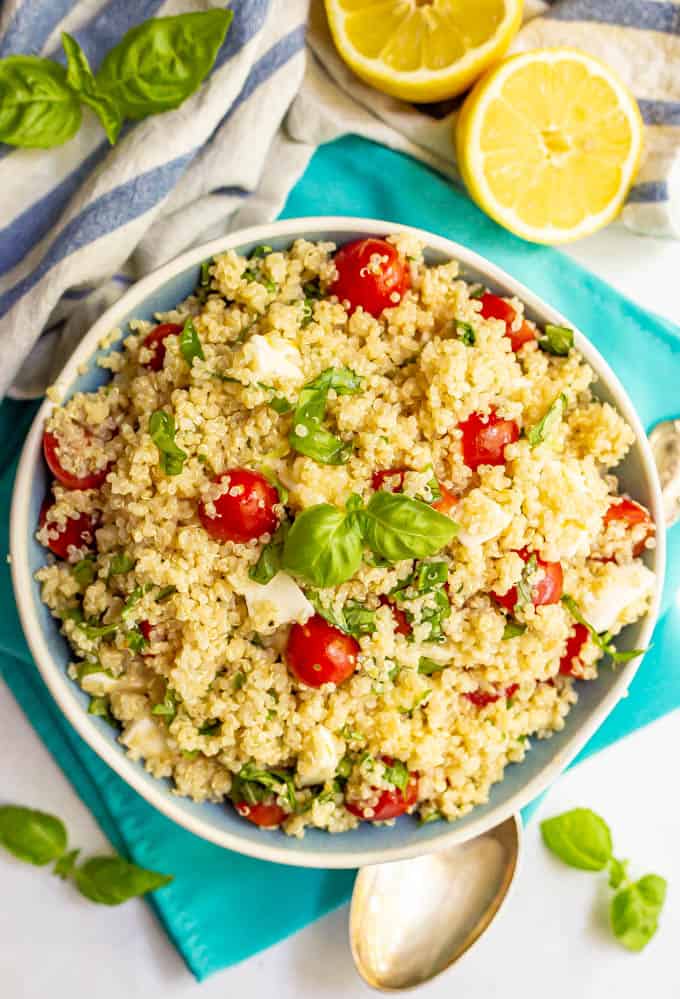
[[231, 571, 314, 629], [120, 717, 167, 759], [297, 725, 343, 787], [80, 670, 119, 697], [245, 334, 303, 382], [456, 489, 512, 547], [581, 562, 656, 634]]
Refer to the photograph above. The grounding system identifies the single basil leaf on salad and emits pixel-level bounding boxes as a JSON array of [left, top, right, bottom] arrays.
[[249, 521, 289, 585], [0, 805, 68, 866], [0, 56, 82, 148], [363, 492, 458, 563], [61, 33, 122, 144], [74, 856, 172, 906], [95, 9, 233, 119], [178, 318, 204, 366], [148, 409, 187, 476], [538, 324, 574, 356], [611, 874, 667, 952], [527, 393, 566, 448], [282, 503, 364, 587], [540, 808, 613, 871], [288, 367, 361, 466]]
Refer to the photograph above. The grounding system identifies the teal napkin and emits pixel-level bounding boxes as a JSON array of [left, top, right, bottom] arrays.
[[1, 135, 679, 981]]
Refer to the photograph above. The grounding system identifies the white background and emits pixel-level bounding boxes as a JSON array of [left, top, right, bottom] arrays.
[[1, 223, 679, 998]]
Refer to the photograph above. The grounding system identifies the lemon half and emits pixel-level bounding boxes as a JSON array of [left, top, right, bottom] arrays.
[[324, 0, 524, 103], [456, 48, 644, 244]]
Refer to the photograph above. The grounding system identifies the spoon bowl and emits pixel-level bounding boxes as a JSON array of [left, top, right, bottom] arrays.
[[350, 814, 521, 991]]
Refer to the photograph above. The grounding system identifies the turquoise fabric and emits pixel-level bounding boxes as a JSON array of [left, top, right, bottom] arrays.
[[1, 135, 679, 980]]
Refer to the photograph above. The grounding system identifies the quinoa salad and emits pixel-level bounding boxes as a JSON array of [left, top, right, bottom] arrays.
[[36, 234, 656, 836]]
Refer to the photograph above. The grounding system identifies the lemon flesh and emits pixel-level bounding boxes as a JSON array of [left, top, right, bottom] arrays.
[[457, 48, 644, 244], [324, 0, 524, 103]]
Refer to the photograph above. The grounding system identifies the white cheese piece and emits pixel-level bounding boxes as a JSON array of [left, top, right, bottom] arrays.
[[456, 490, 513, 547], [80, 671, 119, 697], [581, 563, 656, 634], [231, 571, 314, 628], [297, 725, 342, 787], [247, 334, 303, 382], [120, 717, 167, 759]]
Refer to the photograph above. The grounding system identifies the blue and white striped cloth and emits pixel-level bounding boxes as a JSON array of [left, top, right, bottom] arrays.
[[2, 0, 679, 397]]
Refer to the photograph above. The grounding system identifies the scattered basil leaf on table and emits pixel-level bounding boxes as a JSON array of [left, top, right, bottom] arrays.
[[538, 324, 574, 356], [178, 318, 204, 366], [0, 806, 67, 866], [0, 56, 82, 148], [74, 856, 172, 906], [53, 848, 80, 880], [527, 393, 566, 448], [541, 807, 613, 870], [148, 409, 187, 476], [611, 874, 667, 952], [61, 33, 121, 144], [362, 492, 458, 563], [282, 502, 364, 587], [609, 856, 630, 891]]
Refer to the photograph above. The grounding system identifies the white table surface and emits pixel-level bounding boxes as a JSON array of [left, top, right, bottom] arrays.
[[2, 221, 679, 999]]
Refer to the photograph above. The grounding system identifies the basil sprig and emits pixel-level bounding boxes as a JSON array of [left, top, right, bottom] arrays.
[[538, 324, 574, 356], [0, 805, 171, 905], [541, 807, 667, 952], [148, 409, 187, 476], [562, 594, 647, 664], [527, 393, 566, 448], [288, 368, 361, 466], [0, 10, 232, 149], [178, 318, 204, 366]]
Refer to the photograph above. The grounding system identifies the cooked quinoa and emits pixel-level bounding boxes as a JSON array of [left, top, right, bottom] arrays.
[[36, 233, 656, 837]]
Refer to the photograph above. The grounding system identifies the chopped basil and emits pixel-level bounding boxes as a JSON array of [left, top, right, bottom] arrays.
[[417, 561, 448, 590], [515, 554, 538, 608], [527, 393, 566, 448], [469, 286, 485, 299], [399, 689, 431, 717], [178, 317, 205, 366], [288, 368, 361, 465], [126, 627, 147, 653], [235, 764, 296, 811], [538, 324, 574, 356], [76, 661, 111, 682], [336, 756, 352, 780], [198, 720, 221, 737], [148, 410, 187, 476], [78, 618, 118, 640], [308, 591, 376, 638], [61, 606, 84, 624], [199, 259, 211, 289], [249, 520, 289, 585], [503, 619, 527, 640], [561, 594, 647, 664], [250, 244, 272, 258], [260, 386, 294, 415], [257, 463, 289, 505], [303, 278, 322, 299], [338, 724, 364, 744], [87, 696, 117, 727], [152, 688, 177, 721], [156, 585, 177, 602], [107, 552, 135, 580], [419, 811, 443, 825], [456, 321, 475, 346], [382, 759, 409, 792], [418, 656, 447, 675], [181, 749, 199, 760], [72, 558, 96, 588], [232, 671, 246, 691]]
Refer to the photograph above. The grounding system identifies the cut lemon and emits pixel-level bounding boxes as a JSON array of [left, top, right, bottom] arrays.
[[324, 0, 524, 103], [456, 48, 644, 244]]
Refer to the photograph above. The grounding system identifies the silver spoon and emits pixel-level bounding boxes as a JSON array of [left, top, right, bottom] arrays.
[[350, 417, 680, 992]]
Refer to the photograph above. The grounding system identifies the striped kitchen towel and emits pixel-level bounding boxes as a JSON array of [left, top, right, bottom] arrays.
[[2, 0, 679, 399]]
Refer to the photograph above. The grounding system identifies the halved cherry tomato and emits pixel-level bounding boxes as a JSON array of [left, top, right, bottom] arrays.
[[492, 549, 563, 612], [138, 620, 154, 643], [559, 623, 589, 678], [286, 615, 359, 687], [378, 595, 411, 637], [39, 499, 96, 561], [479, 293, 536, 353], [43, 429, 110, 491], [372, 467, 406, 492], [465, 682, 519, 708], [234, 800, 287, 828], [459, 410, 520, 470], [198, 469, 279, 544], [605, 498, 654, 557], [142, 322, 184, 371], [432, 483, 458, 515], [346, 757, 418, 821], [329, 238, 411, 317]]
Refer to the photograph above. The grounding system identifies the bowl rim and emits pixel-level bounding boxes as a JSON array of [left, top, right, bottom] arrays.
[[10, 216, 666, 869]]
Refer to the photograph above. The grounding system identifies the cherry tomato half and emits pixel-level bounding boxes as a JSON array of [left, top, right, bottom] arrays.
[[378, 595, 411, 637], [198, 469, 280, 544], [39, 499, 96, 561], [372, 467, 406, 492], [234, 800, 287, 828], [459, 410, 520, 471], [479, 293, 536, 353], [465, 682, 519, 708], [346, 757, 419, 821], [329, 238, 411, 317], [286, 614, 359, 688], [142, 323, 184, 371], [492, 549, 563, 612], [559, 623, 589, 678], [43, 429, 110, 491], [605, 498, 654, 557]]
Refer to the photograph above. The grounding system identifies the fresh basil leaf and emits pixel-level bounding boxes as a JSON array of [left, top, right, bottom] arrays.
[[152, 688, 177, 721], [74, 856, 172, 906], [503, 619, 526, 640], [282, 503, 364, 587], [561, 594, 647, 664], [289, 424, 354, 465], [419, 588, 451, 642], [61, 33, 121, 144], [343, 600, 376, 637], [456, 321, 475, 346], [78, 618, 118, 640], [306, 590, 348, 632], [0, 806, 67, 866], [53, 848, 80, 880], [237, 764, 297, 811], [540, 808, 613, 871], [417, 561, 448, 590], [363, 492, 458, 563], [121, 586, 144, 619], [232, 671, 246, 691], [148, 409, 187, 476], [0, 56, 82, 148], [107, 552, 135, 580], [288, 368, 361, 466], [259, 385, 294, 414], [76, 661, 111, 682], [610, 874, 667, 952], [249, 521, 289, 585], [383, 759, 409, 792], [418, 656, 447, 675], [178, 317, 204, 366], [96, 9, 233, 119], [539, 324, 574, 356], [527, 393, 566, 448], [72, 558, 96, 588], [609, 856, 630, 891], [126, 627, 147, 653]]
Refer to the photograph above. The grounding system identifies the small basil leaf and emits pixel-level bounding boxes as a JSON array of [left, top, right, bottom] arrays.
[[0, 806, 67, 866], [288, 368, 361, 466], [96, 9, 233, 119], [249, 521, 289, 585], [126, 627, 147, 653], [0, 56, 82, 148], [178, 317, 204, 366], [418, 656, 447, 675], [74, 856, 172, 906], [289, 424, 354, 465], [156, 585, 177, 603], [72, 558, 96, 588], [539, 324, 574, 356], [515, 554, 537, 608], [282, 504, 364, 587], [456, 321, 475, 345], [503, 619, 526, 640], [382, 759, 409, 792], [611, 874, 667, 952], [53, 847, 80, 880], [527, 393, 566, 448], [152, 688, 177, 721], [148, 409, 187, 476], [107, 552, 135, 580], [250, 245, 273, 258], [540, 808, 613, 871], [61, 33, 121, 144], [363, 492, 458, 563]]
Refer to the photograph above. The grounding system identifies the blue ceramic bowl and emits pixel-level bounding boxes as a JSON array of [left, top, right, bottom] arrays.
[[10, 218, 665, 868]]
